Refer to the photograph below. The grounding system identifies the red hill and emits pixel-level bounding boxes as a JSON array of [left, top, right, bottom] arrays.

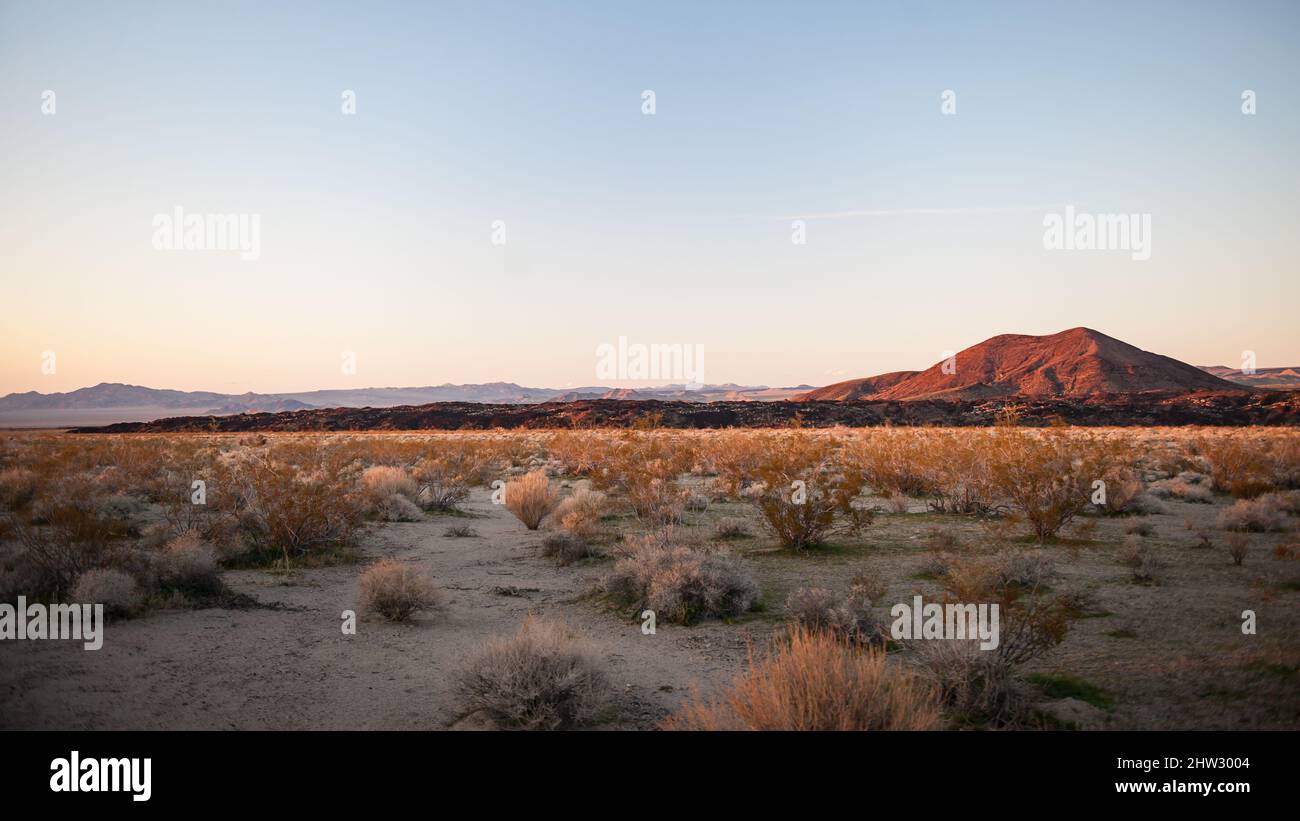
[[799, 328, 1239, 401]]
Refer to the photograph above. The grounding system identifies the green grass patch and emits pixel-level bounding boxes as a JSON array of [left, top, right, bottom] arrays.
[[1026, 672, 1114, 711], [1014, 534, 1097, 547]]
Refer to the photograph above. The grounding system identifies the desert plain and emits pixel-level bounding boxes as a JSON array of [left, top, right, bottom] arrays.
[[1, 426, 1297, 731]]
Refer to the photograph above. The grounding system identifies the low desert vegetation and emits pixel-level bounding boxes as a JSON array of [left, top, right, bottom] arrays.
[[664, 627, 942, 731], [358, 559, 441, 622], [70, 567, 140, 618], [1217, 493, 1295, 533], [984, 430, 1119, 541], [603, 532, 759, 625], [784, 580, 883, 645], [1227, 533, 1251, 566], [1195, 433, 1290, 499], [412, 458, 472, 512], [152, 532, 222, 595], [747, 435, 869, 549], [906, 548, 1074, 727], [358, 465, 424, 522], [1149, 473, 1215, 503], [2, 426, 1298, 731], [504, 470, 560, 530], [551, 487, 607, 538], [1120, 536, 1164, 584], [456, 617, 612, 730], [359, 465, 419, 507], [231, 455, 366, 566], [0, 467, 37, 511], [711, 517, 752, 540], [539, 531, 597, 566]]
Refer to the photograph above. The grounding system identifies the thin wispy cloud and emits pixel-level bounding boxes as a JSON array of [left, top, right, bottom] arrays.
[[743, 204, 1074, 221]]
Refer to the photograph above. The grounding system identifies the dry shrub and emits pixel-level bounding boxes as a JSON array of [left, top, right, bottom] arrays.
[[1121, 536, 1163, 584], [412, 458, 471, 511], [0, 558, 43, 602], [1268, 489, 1300, 515], [456, 617, 612, 730], [993, 550, 1057, 591], [1097, 470, 1144, 514], [916, 550, 956, 580], [423, 442, 502, 488], [1227, 533, 1250, 566], [552, 488, 607, 538], [1149, 476, 1214, 504], [749, 436, 867, 550], [912, 639, 1017, 726], [540, 532, 597, 566], [359, 466, 424, 521], [919, 434, 1001, 514], [235, 458, 364, 565], [154, 462, 240, 550], [0, 467, 38, 510], [4, 486, 135, 597], [153, 532, 221, 594], [1198, 435, 1276, 498], [843, 429, 997, 514], [986, 430, 1116, 541], [842, 430, 937, 499], [374, 493, 424, 522], [696, 430, 771, 497], [1125, 519, 1155, 537], [1124, 492, 1168, 515], [359, 465, 419, 504], [911, 589, 1071, 726], [504, 470, 560, 530], [711, 517, 752, 540], [941, 550, 1055, 602], [588, 434, 693, 525], [603, 536, 758, 625], [358, 559, 440, 621], [664, 627, 942, 731], [545, 430, 613, 477], [71, 568, 140, 617], [926, 526, 960, 552], [625, 477, 688, 526], [784, 582, 882, 644], [443, 524, 478, 538], [1218, 495, 1289, 532], [940, 555, 1070, 659]]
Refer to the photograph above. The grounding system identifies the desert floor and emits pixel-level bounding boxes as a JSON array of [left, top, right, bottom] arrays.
[[2, 476, 1297, 731]]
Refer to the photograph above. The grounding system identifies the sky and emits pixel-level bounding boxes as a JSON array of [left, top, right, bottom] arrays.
[[1, 0, 1298, 395]]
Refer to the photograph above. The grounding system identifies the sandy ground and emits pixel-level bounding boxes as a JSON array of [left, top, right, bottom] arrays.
[[1, 484, 1297, 730], [0, 487, 754, 730]]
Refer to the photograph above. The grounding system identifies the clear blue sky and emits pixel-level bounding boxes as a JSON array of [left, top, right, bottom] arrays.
[[2, 0, 1297, 393]]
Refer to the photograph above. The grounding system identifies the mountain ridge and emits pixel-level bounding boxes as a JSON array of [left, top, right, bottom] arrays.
[[799, 328, 1242, 401], [4, 326, 1295, 427]]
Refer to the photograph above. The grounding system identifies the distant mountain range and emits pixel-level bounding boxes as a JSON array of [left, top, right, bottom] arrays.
[[3, 328, 1294, 428], [1196, 365, 1300, 390], [0, 381, 815, 426]]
